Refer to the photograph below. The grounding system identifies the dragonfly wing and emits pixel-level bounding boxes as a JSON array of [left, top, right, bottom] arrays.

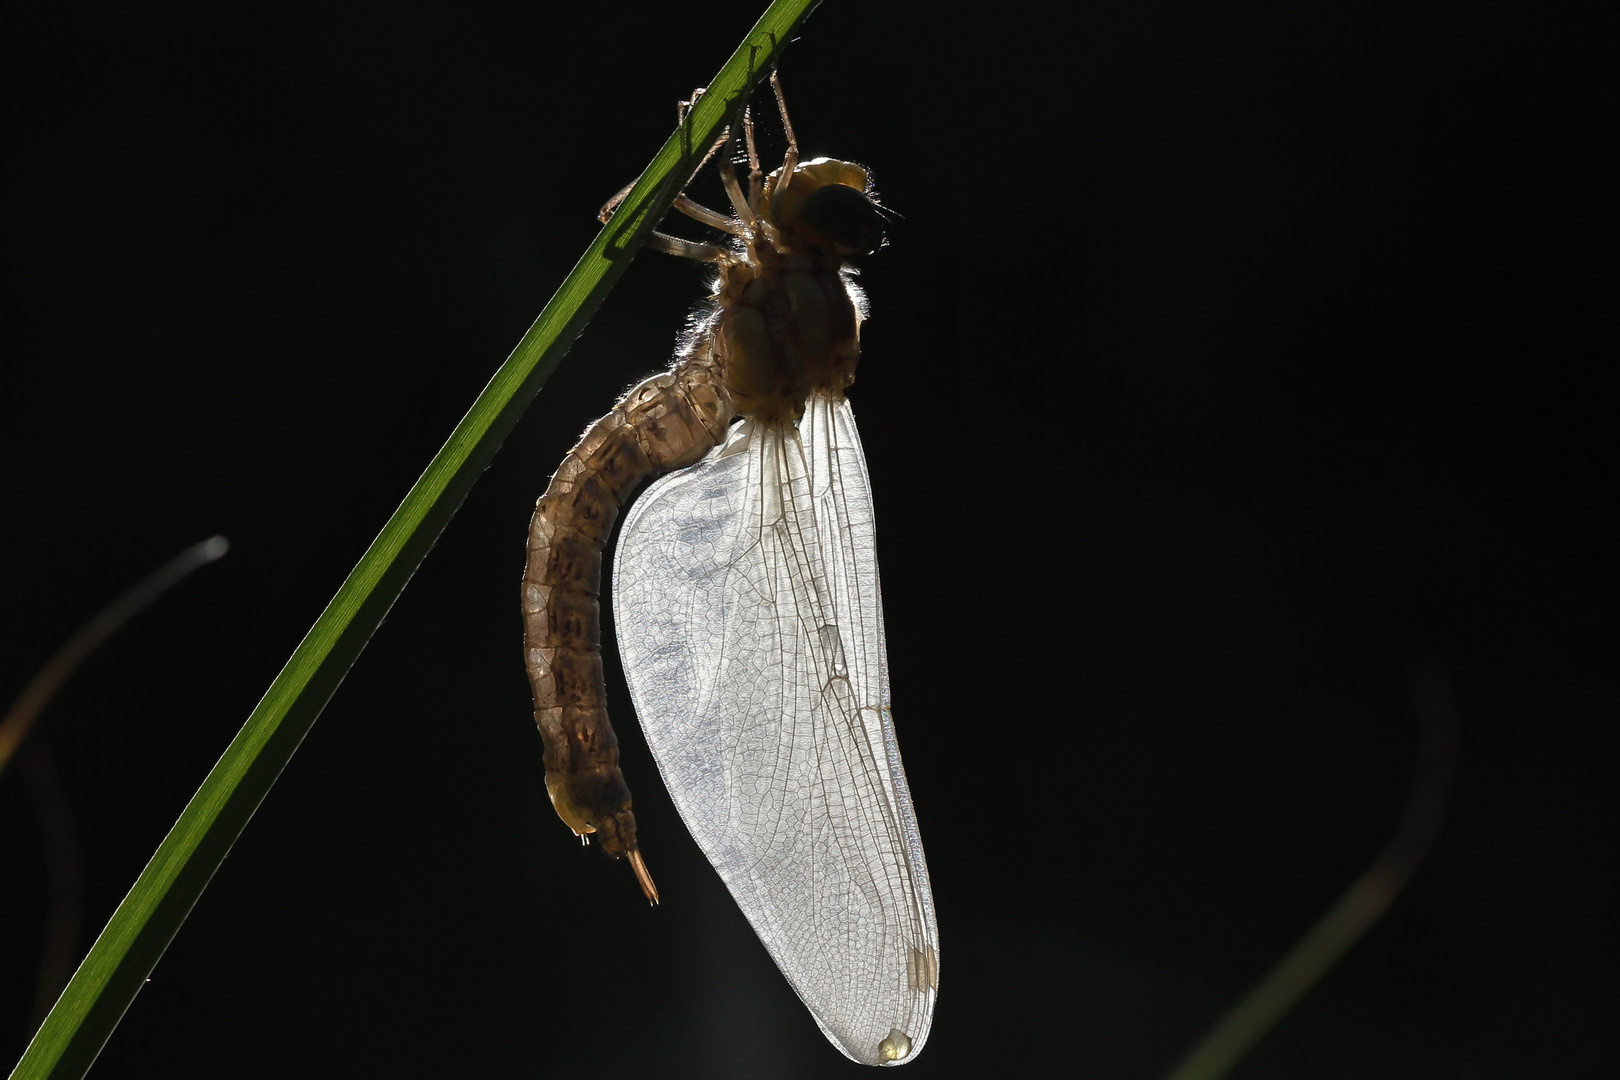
[[615, 395, 938, 1065]]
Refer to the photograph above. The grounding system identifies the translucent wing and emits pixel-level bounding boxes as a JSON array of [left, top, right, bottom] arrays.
[[614, 392, 939, 1065]]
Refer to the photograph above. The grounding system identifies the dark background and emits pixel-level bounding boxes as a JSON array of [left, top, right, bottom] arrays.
[[2, 1, 1611, 1077]]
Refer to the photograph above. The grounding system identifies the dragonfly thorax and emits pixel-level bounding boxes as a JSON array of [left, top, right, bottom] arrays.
[[716, 159, 881, 424]]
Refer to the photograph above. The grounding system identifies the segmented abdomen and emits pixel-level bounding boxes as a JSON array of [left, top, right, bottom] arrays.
[[521, 350, 732, 860]]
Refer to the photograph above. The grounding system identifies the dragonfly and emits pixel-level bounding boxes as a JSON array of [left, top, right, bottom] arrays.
[[521, 71, 938, 1066]]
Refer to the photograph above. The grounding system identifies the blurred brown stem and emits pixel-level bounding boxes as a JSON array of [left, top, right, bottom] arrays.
[[0, 536, 228, 775], [1, 536, 228, 1037]]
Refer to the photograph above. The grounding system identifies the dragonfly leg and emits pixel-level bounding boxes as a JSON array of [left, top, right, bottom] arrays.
[[744, 103, 763, 209], [599, 87, 733, 228], [767, 64, 799, 221], [597, 180, 635, 225], [676, 87, 704, 124], [673, 193, 744, 235], [644, 231, 729, 263], [601, 190, 735, 260], [716, 123, 757, 232]]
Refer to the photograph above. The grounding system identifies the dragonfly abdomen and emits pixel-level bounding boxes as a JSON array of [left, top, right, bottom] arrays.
[[521, 351, 732, 899]]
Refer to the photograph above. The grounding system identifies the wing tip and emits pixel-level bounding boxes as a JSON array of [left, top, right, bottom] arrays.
[[877, 1027, 914, 1064]]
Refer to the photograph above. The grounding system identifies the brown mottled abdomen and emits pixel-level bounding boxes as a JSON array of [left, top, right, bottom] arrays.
[[522, 355, 731, 866], [523, 224, 863, 883]]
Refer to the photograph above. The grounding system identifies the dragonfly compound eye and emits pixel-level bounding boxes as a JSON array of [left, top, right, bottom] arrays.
[[798, 182, 886, 257]]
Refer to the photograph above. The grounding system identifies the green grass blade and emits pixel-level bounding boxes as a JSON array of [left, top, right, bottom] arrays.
[[9, 3, 822, 1076]]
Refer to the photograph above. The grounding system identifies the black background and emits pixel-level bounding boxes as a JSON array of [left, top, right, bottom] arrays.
[[2, 1, 1611, 1077]]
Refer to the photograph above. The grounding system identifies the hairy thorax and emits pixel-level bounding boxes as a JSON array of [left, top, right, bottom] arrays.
[[715, 246, 860, 424], [712, 157, 877, 424]]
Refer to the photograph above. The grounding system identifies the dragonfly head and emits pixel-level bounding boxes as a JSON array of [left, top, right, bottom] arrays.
[[764, 157, 886, 259]]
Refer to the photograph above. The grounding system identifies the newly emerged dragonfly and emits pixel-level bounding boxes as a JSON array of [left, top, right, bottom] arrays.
[[521, 73, 938, 1066]]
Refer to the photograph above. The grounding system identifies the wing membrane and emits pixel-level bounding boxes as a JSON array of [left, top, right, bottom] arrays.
[[615, 393, 938, 1065]]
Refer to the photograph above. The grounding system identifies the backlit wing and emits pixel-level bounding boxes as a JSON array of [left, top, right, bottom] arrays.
[[614, 392, 938, 1066]]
